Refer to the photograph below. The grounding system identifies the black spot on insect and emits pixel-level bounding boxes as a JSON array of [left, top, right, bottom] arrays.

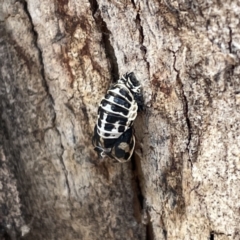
[[103, 138, 117, 148], [114, 97, 131, 108], [119, 88, 133, 102], [102, 100, 109, 106], [92, 72, 144, 162], [118, 126, 125, 132], [97, 119, 102, 127], [106, 114, 128, 125], [115, 148, 129, 159], [105, 94, 111, 99], [125, 152, 130, 160], [105, 123, 115, 131], [111, 104, 129, 115], [98, 107, 104, 117]]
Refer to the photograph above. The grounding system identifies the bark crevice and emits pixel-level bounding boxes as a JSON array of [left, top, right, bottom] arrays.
[[146, 212, 154, 240], [131, 154, 144, 221], [21, 0, 72, 215], [55, 128, 72, 204], [228, 27, 235, 75], [21, 0, 55, 105], [210, 232, 214, 240], [131, 1, 150, 72], [228, 26, 232, 53], [172, 50, 192, 158], [135, 11, 150, 74], [132, 154, 154, 240], [89, 0, 119, 80]]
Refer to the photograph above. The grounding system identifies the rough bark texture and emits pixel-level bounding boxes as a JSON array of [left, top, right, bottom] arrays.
[[0, 0, 240, 239]]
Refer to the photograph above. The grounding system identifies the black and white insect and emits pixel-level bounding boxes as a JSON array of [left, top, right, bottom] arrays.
[[92, 72, 144, 163]]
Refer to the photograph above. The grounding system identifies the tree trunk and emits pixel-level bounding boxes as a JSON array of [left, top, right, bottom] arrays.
[[1, 0, 240, 239]]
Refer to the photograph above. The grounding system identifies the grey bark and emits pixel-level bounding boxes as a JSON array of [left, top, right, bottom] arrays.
[[0, 0, 240, 239]]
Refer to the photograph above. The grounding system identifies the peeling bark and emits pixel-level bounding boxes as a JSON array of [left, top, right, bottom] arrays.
[[1, 0, 240, 239]]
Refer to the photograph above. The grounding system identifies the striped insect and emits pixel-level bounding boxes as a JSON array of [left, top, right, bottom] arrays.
[[92, 72, 144, 163]]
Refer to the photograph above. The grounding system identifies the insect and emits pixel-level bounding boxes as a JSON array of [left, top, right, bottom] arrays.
[[92, 72, 144, 163]]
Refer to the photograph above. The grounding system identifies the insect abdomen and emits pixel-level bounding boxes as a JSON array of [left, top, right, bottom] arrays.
[[92, 72, 143, 162], [97, 84, 136, 143]]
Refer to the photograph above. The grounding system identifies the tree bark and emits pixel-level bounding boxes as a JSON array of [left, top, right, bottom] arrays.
[[0, 0, 240, 239]]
